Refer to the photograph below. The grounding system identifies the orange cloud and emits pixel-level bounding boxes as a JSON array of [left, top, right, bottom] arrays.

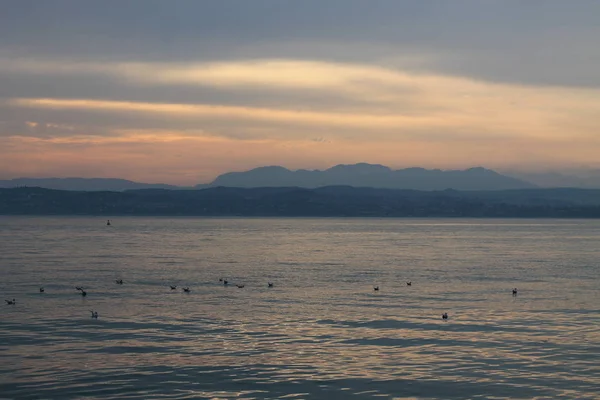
[[2, 131, 599, 184], [8, 97, 469, 132], [3, 58, 600, 182]]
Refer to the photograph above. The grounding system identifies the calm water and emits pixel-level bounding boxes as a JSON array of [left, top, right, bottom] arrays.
[[0, 217, 599, 400]]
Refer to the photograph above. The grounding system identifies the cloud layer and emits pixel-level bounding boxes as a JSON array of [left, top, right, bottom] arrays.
[[1, 1, 599, 183]]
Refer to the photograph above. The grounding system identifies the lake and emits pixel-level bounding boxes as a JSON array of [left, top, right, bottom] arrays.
[[0, 217, 599, 399]]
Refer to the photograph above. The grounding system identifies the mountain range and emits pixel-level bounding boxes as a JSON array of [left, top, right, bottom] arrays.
[[3, 164, 600, 192], [208, 164, 534, 190], [1, 164, 537, 191]]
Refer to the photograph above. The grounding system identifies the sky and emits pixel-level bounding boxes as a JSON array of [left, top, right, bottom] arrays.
[[1, 0, 599, 185]]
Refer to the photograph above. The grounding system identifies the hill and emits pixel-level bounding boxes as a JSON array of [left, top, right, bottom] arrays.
[[1, 186, 599, 217]]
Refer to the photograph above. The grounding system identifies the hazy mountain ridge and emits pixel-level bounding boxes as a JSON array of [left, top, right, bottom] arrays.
[[0, 177, 183, 191], [5, 164, 600, 192], [208, 164, 535, 190], [506, 171, 600, 189], [2, 186, 600, 217]]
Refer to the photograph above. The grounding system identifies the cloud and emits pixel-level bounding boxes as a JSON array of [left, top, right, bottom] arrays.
[[2, 0, 600, 183], [2, 1, 599, 87], [6, 96, 470, 132], [0, 57, 436, 101], [4, 57, 600, 143]]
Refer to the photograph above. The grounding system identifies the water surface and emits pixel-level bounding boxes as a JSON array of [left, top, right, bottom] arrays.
[[0, 217, 599, 399]]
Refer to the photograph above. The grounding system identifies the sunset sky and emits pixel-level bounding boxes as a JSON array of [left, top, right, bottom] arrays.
[[1, 1, 599, 185]]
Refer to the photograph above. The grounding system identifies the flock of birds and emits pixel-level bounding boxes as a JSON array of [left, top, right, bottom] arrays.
[[5, 277, 520, 321], [17, 220, 520, 321], [6, 225, 521, 320], [3, 277, 278, 318]]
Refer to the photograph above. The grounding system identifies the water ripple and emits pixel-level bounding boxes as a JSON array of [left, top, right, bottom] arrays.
[[1, 217, 599, 399]]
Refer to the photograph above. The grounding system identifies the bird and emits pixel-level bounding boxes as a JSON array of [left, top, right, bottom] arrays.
[[236, 284, 245, 288], [182, 287, 190, 293], [268, 282, 274, 288], [219, 278, 223, 282], [373, 286, 379, 291], [170, 285, 177, 290], [39, 287, 44, 293], [512, 288, 518, 296], [223, 280, 229, 285], [5, 299, 16, 305], [90, 310, 98, 319], [442, 312, 448, 320], [115, 279, 123, 285], [106, 220, 111, 226], [81, 290, 87, 297], [75, 287, 83, 291], [406, 282, 412, 286]]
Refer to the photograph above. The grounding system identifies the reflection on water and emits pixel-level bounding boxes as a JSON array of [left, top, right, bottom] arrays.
[[0, 217, 599, 399]]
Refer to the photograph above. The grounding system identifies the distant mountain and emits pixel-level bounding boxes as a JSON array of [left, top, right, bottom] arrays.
[[508, 171, 600, 189], [0, 164, 537, 192], [2, 186, 600, 217], [209, 164, 536, 191], [0, 177, 181, 192]]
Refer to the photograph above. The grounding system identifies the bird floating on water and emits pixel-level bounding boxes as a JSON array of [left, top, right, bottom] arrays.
[[90, 310, 98, 319], [236, 284, 245, 288], [373, 286, 379, 291], [170, 285, 177, 290], [81, 290, 87, 297], [406, 282, 412, 286], [115, 279, 123, 285], [268, 282, 274, 288], [182, 287, 190, 293], [512, 288, 518, 296], [223, 280, 229, 285], [5, 299, 16, 305], [442, 312, 448, 320], [39, 287, 44, 293]]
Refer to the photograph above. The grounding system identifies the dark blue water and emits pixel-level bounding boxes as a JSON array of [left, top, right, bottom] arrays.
[[0, 217, 599, 399]]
